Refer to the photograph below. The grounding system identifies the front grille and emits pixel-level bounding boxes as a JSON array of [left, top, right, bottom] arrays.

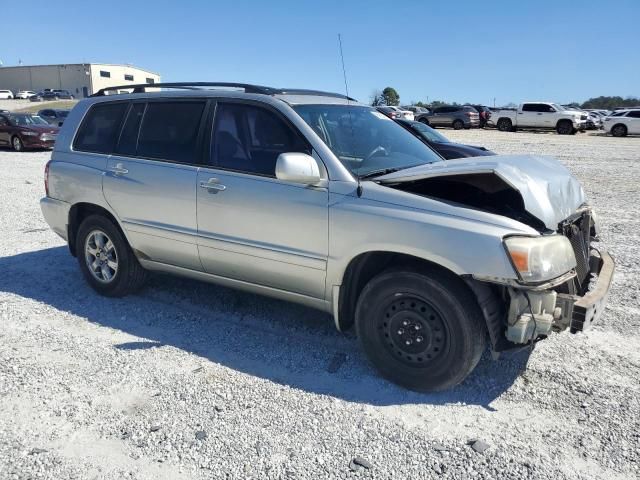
[[560, 211, 591, 285], [580, 115, 588, 120]]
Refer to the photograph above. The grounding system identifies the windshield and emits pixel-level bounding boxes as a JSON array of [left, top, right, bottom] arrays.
[[9, 114, 50, 127], [293, 104, 442, 177], [408, 121, 450, 143]]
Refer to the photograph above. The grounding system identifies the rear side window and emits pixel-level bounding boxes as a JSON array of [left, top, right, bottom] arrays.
[[522, 104, 537, 112], [136, 101, 206, 163], [74, 102, 127, 153], [627, 111, 640, 118], [211, 103, 309, 177]]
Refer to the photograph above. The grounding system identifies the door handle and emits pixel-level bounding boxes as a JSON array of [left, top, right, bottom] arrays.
[[199, 178, 227, 192], [108, 163, 128, 175]]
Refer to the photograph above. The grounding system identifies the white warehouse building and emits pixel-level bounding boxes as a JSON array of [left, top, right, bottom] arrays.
[[0, 63, 161, 98]]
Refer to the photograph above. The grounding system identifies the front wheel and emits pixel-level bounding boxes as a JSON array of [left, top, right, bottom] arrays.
[[497, 118, 513, 132], [355, 268, 486, 392], [556, 120, 574, 135], [11, 136, 24, 152], [76, 215, 148, 297], [418, 118, 430, 126]]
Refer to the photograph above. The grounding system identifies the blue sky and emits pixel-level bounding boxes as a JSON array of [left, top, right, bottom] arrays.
[[2, 0, 638, 105]]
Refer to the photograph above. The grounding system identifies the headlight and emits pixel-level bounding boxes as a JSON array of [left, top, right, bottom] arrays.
[[22, 131, 38, 136], [504, 235, 576, 283]]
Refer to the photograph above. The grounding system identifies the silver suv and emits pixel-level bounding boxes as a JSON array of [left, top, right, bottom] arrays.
[[41, 82, 614, 391]]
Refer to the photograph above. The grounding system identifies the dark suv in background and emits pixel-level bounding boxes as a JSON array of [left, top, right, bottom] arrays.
[[422, 105, 479, 129], [468, 105, 492, 128]]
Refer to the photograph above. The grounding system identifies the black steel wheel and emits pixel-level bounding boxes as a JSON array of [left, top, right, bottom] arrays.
[[556, 120, 574, 135], [355, 267, 487, 392], [452, 119, 464, 130], [497, 118, 512, 132], [611, 124, 627, 137]]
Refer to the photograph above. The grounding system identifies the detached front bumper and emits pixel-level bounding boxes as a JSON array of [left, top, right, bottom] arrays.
[[557, 250, 615, 333]]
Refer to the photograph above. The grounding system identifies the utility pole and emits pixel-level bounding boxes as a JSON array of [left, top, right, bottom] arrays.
[[493, 97, 496, 108]]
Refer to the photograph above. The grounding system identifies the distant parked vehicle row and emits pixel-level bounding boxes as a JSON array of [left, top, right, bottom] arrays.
[[0, 89, 14, 99], [377, 105, 414, 121], [16, 90, 37, 99], [30, 89, 75, 102], [488, 102, 588, 135], [603, 108, 640, 137], [420, 105, 480, 130]]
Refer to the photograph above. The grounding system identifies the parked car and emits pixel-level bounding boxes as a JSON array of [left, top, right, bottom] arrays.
[[40, 81, 614, 392], [30, 89, 75, 102], [38, 109, 70, 126], [603, 109, 640, 137], [401, 105, 430, 118], [0, 112, 59, 151], [377, 106, 414, 120], [397, 119, 495, 159], [0, 89, 14, 99], [468, 105, 492, 128], [488, 102, 588, 134], [16, 90, 37, 99], [422, 105, 480, 129]]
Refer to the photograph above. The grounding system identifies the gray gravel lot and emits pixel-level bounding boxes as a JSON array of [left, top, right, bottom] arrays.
[[1, 129, 639, 479]]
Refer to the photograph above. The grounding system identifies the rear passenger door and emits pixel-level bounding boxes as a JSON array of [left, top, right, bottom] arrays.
[[626, 110, 640, 134], [518, 103, 540, 127], [196, 101, 329, 299], [91, 99, 208, 271]]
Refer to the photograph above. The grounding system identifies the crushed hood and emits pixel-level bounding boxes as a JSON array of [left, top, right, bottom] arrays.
[[376, 155, 586, 230]]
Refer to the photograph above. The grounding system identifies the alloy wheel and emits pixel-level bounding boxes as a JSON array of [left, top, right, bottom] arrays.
[[84, 230, 119, 283]]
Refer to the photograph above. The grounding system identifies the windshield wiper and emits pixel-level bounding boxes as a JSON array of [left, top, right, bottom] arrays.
[[358, 167, 404, 180]]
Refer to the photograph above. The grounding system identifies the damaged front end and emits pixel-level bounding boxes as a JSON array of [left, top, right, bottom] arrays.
[[376, 155, 615, 349]]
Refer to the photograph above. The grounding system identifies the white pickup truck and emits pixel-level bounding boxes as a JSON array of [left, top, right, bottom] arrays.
[[488, 102, 588, 135]]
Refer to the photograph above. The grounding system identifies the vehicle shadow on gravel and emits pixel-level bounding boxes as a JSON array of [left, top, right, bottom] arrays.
[[1, 247, 531, 409]]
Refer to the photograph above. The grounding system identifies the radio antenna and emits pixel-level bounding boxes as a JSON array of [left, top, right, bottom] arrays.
[[338, 33, 362, 197]]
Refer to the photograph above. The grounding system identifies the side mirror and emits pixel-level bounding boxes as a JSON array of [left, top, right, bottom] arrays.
[[275, 152, 321, 185]]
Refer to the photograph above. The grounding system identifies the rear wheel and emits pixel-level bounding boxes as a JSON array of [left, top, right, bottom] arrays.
[[11, 136, 24, 152], [452, 119, 464, 130], [497, 118, 512, 132], [556, 120, 574, 135], [418, 117, 430, 126], [611, 124, 627, 137], [76, 215, 148, 297], [355, 268, 486, 392]]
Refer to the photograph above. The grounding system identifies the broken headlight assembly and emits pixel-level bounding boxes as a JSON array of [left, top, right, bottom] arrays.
[[504, 235, 577, 284]]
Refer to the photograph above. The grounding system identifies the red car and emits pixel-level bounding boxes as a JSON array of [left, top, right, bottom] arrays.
[[0, 112, 60, 151]]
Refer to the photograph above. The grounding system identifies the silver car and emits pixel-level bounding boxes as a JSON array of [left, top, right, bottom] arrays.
[[40, 82, 614, 391]]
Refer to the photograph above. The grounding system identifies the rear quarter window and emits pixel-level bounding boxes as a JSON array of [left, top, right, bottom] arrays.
[[74, 102, 128, 154]]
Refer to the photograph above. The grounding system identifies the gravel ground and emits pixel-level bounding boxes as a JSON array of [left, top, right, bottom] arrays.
[[1, 129, 639, 479]]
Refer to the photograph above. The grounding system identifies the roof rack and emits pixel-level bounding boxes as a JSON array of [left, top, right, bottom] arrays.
[[91, 82, 277, 97], [91, 82, 357, 101]]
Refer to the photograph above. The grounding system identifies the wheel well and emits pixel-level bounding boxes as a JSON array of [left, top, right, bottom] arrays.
[[67, 203, 122, 257], [338, 252, 463, 331], [556, 118, 572, 128]]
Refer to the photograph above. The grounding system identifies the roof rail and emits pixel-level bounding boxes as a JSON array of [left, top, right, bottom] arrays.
[[274, 89, 357, 101], [91, 82, 277, 97]]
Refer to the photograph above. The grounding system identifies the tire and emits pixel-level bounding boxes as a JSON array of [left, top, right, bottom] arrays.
[[452, 119, 464, 130], [76, 214, 148, 297], [355, 267, 487, 392], [556, 120, 574, 135], [11, 136, 24, 152], [418, 117, 430, 126], [497, 118, 512, 132], [611, 124, 627, 137]]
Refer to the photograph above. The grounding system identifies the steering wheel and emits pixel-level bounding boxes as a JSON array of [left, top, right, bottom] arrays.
[[366, 145, 389, 160]]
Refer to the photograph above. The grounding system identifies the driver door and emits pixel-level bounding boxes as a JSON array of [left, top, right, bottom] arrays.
[[0, 115, 10, 146], [196, 101, 329, 299]]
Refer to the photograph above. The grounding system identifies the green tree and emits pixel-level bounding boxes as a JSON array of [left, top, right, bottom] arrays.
[[382, 87, 400, 106], [581, 95, 639, 110]]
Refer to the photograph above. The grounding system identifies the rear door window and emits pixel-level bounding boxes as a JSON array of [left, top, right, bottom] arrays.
[[115, 103, 146, 156], [136, 101, 206, 163], [74, 102, 128, 153], [626, 111, 640, 118]]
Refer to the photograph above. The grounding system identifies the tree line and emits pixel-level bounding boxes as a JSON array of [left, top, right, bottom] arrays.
[[370, 87, 639, 110]]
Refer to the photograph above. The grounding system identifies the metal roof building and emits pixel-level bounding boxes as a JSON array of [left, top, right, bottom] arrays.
[[0, 63, 161, 98]]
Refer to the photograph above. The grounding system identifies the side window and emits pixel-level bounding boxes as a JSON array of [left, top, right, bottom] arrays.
[[136, 101, 206, 163], [0, 115, 7, 126], [74, 102, 128, 154], [540, 104, 554, 113], [627, 111, 640, 118], [211, 103, 309, 177], [115, 103, 146, 155], [522, 104, 536, 112]]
